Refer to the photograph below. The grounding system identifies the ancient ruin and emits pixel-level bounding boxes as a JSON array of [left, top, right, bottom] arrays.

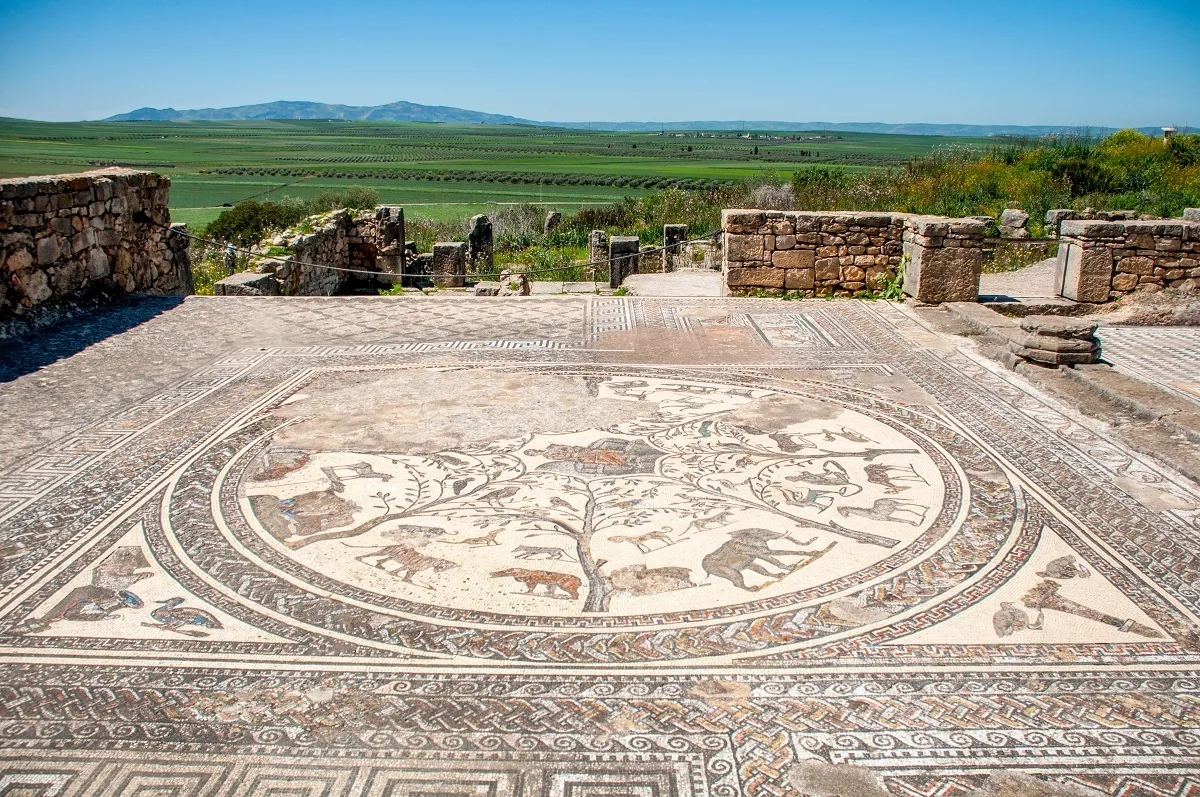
[[0, 168, 191, 330]]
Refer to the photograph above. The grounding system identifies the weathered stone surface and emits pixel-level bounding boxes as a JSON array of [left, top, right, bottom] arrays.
[[1183, 208, 1200, 222], [543, 211, 562, 235], [784, 268, 814, 291], [1019, 315, 1098, 340], [588, 230, 607, 266], [772, 249, 815, 269], [722, 210, 766, 233], [431, 242, 467, 288], [999, 208, 1029, 230], [1010, 342, 1101, 365], [902, 241, 982, 303], [726, 266, 785, 289], [0, 168, 191, 319], [497, 269, 531, 296], [726, 234, 764, 262], [609, 236, 639, 288], [213, 271, 281, 296], [663, 224, 687, 271], [467, 214, 493, 270], [1058, 243, 1113, 303], [1111, 272, 1139, 291], [472, 282, 500, 296]]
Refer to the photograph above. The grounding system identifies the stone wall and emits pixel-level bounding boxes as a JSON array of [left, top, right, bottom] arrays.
[[233, 208, 400, 297], [1056, 218, 1200, 302], [721, 210, 984, 300], [1, 168, 192, 322]]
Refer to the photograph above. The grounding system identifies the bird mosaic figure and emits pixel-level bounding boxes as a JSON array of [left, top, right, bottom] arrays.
[[142, 597, 224, 637]]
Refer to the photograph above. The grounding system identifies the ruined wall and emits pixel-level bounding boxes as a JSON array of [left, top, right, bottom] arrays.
[[1, 168, 192, 321], [722, 210, 986, 301], [1056, 218, 1200, 302], [722, 210, 905, 295], [226, 208, 405, 297]]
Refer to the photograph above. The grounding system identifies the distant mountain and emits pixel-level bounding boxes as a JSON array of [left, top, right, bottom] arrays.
[[104, 100, 1161, 138], [105, 100, 535, 125]]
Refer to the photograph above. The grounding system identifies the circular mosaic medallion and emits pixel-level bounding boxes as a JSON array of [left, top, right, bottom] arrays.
[[168, 369, 1016, 660]]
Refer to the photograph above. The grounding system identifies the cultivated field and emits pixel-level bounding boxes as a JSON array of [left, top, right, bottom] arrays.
[[0, 118, 989, 228]]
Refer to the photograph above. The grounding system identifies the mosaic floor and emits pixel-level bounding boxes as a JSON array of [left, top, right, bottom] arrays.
[[1, 297, 1198, 796], [1098, 325, 1200, 405]]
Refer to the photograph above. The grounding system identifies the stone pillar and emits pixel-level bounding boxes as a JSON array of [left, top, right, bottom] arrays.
[[468, 214, 493, 270], [588, 230, 608, 266], [375, 206, 405, 282], [663, 224, 687, 271], [608, 236, 639, 289], [431, 242, 467, 288], [544, 210, 562, 235], [901, 216, 986, 303], [1055, 220, 1119, 302]]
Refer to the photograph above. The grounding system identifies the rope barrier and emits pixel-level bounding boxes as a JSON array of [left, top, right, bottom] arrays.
[[162, 222, 721, 281]]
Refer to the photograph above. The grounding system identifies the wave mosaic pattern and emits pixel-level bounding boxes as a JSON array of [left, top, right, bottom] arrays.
[[0, 298, 1197, 795]]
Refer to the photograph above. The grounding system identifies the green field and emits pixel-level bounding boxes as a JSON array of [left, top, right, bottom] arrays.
[[0, 118, 990, 227]]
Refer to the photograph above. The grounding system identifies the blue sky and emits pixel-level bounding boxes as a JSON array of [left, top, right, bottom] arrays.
[[1, 0, 1197, 126]]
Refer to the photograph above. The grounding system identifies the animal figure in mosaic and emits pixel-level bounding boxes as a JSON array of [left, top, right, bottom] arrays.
[[837, 497, 928, 526], [321, 462, 392, 492], [380, 525, 448, 545], [992, 601, 1044, 636], [608, 564, 696, 597], [1036, 555, 1091, 579], [863, 462, 928, 494], [449, 528, 505, 547], [143, 597, 223, 637], [491, 568, 582, 600], [528, 439, 661, 476], [780, 486, 849, 513], [512, 544, 573, 561], [609, 528, 675, 553], [21, 546, 154, 633], [701, 529, 835, 591], [816, 426, 873, 444], [354, 544, 459, 584], [686, 510, 736, 534], [787, 460, 854, 488]]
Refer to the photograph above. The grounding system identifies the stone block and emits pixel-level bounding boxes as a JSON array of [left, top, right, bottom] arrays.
[[772, 249, 814, 269], [775, 234, 796, 250], [1117, 256, 1155, 275], [1009, 341, 1100, 365], [726, 266, 785, 289], [784, 268, 814, 291], [723, 210, 765, 233], [609, 235, 639, 288], [1183, 208, 1200, 222], [815, 258, 840, 281], [1060, 220, 1124, 238], [543, 211, 562, 234], [726, 234, 764, 262], [1018, 316, 1097, 341], [901, 241, 982, 303], [663, 224, 687, 270], [467, 214, 493, 270], [431, 242, 467, 288], [999, 208, 1029, 228], [473, 282, 501, 296], [588, 230, 608, 265], [213, 271, 280, 296], [1111, 272, 1139, 291], [1059, 243, 1113, 303]]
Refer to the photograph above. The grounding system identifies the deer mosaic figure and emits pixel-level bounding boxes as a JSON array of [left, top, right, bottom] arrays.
[[837, 497, 928, 526]]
